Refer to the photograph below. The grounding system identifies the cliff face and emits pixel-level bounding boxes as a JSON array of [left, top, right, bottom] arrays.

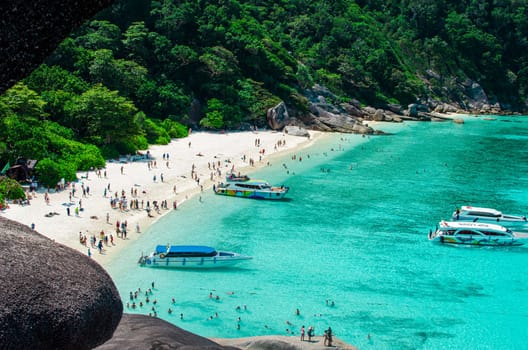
[[0, 0, 114, 93]]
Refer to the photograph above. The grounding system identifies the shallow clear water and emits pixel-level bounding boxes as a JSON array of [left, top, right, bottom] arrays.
[[107, 116, 528, 349]]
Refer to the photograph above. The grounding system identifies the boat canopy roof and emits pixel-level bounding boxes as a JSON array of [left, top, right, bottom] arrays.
[[460, 206, 501, 216], [439, 221, 508, 232], [237, 179, 269, 185], [155, 245, 216, 255]]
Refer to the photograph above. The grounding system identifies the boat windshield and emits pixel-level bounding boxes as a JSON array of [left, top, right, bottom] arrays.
[[457, 230, 477, 235], [154, 245, 217, 257], [481, 230, 507, 236], [466, 211, 501, 218], [166, 250, 218, 258]]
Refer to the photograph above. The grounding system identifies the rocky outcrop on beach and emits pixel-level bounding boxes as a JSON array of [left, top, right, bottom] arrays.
[[0, 0, 114, 93], [266, 83, 479, 134], [266, 81, 524, 133], [267, 85, 381, 135], [0, 217, 122, 350], [95, 314, 241, 350], [284, 125, 311, 137], [214, 335, 358, 350]]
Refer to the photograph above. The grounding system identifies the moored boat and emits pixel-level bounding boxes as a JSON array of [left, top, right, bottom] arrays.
[[138, 245, 252, 268], [226, 172, 250, 182], [452, 206, 527, 228], [428, 221, 523, 246], [214, 179, 288, 200]]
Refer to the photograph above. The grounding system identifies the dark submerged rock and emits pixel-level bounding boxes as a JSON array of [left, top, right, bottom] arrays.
[[0, 217, 122, 350], [95, 314, 241, 350]]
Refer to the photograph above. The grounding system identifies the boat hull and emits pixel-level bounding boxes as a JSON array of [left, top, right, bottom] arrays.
[[214, 188, 288, 200], [431, 235, 523, 246]]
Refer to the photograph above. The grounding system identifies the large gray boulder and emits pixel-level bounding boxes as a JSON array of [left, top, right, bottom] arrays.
[[284, 125, 310, 137], [0, 217, 122, 350], [340, 103, 365, 118], [95, 314, 241, 350], [461, 79, 489, 111], [309, 104, 373, 133], [373, 109, 385, 121], [267, 102, 290, 130], [304, 84, 339, 103]]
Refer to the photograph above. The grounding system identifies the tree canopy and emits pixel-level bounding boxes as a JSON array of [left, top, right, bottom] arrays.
[[1, 0, 528, 185]]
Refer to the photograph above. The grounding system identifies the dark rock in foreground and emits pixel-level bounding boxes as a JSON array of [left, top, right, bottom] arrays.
[[95, 313, 241, 350], [0, 217, 122, 350]]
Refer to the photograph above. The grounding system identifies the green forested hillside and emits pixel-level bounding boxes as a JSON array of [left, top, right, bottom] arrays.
[[1, 0, 527, 186]]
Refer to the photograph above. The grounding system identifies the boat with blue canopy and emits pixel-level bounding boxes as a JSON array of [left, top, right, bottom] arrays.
[[214, 179, 289, 200], [138, 245, 252, 268]]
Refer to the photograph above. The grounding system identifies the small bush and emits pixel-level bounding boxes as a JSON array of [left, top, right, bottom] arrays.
[[161, 119, 188, 138], [36, 158, 77, 188], [0, 177, 25, 200], [143, 118, 171, 144]]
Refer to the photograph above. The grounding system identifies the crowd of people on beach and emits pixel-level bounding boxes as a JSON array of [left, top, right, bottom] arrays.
[[10, 132, 335, 263], [69, 135, 292, 258]]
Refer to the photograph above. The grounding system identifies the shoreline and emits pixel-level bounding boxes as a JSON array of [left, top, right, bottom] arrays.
[[1, 130, 326, 267], [1, 128, 365, 349]]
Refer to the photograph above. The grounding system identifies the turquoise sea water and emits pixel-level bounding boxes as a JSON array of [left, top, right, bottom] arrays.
[[107, 116, 528, 349]]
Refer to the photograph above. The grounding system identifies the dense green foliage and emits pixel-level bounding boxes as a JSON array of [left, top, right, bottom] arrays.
[[0, 82, 106, 186], [1, 0, 528, 185], [44, 0, 528, 117], [0, 177, 26, 204]]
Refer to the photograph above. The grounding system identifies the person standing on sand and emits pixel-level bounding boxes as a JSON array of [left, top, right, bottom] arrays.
[[300, 325, 305, 341], [325, 327, 333, 346]]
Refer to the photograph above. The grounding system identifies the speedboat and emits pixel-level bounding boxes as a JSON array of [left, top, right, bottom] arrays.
[[138, 245, 252, 268], [428, 221, 523, 246], [226, 172, 250, 182], [452, 206, 527, 228], [214, 180, 289, 200]]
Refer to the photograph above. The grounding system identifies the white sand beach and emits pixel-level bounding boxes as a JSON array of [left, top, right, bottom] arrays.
[[1, 130, 322, 266]]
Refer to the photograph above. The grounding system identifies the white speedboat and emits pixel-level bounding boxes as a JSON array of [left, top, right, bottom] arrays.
[[214, 180, 289, 200], [138, 245, 252, 268], [428, 221, 523, 246], [452, 206, 527, 228]]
